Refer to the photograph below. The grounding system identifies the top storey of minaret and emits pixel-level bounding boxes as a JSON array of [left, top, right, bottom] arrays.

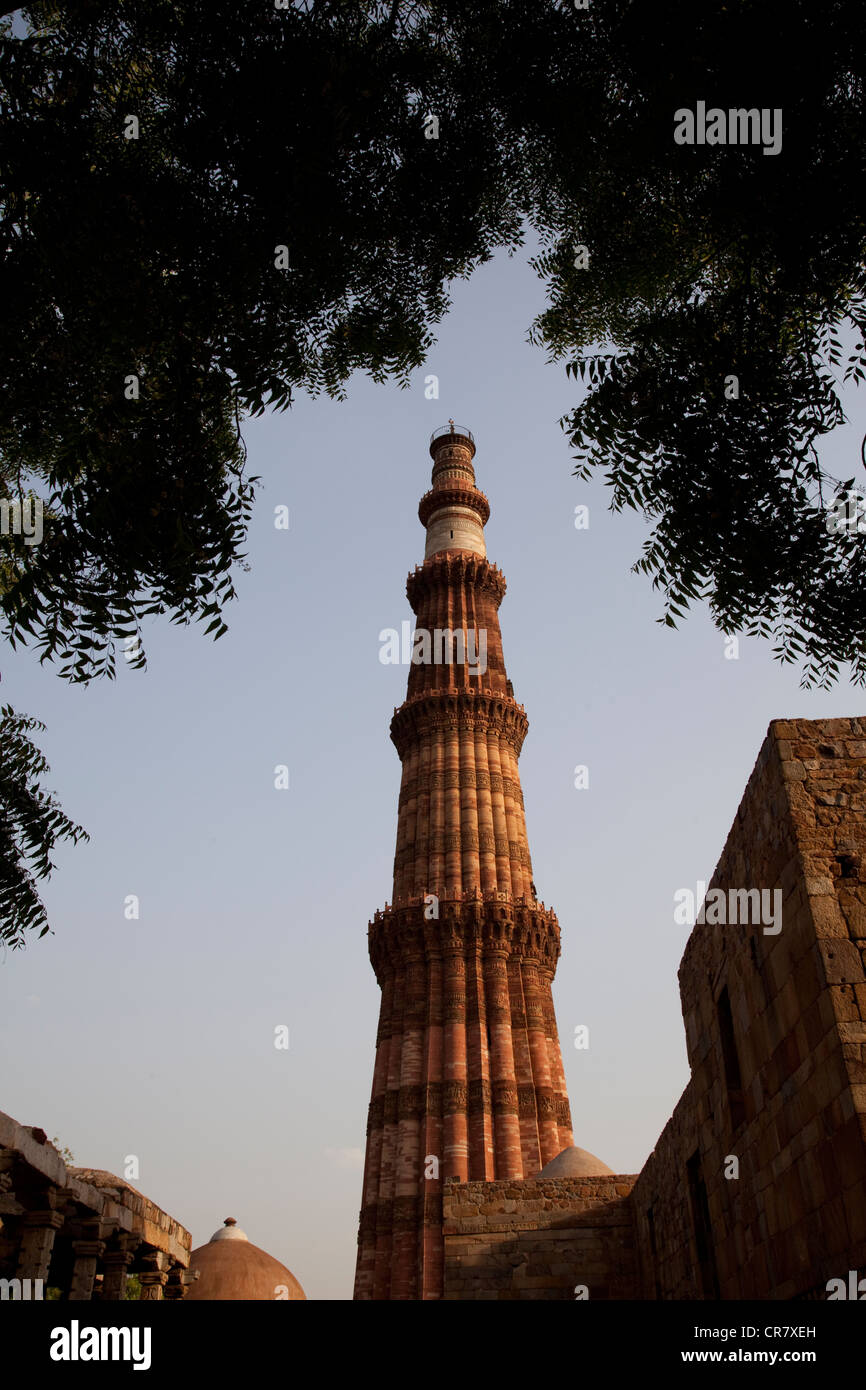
[[420, 424, 491, 560]]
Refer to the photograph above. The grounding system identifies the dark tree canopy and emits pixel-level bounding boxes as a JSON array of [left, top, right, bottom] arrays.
[[1, 0, 864, 683], [1, 0, 865, 943], [0, 704, 88, 947], [0, 0, 530, 680], [521, 0, 866, 686]]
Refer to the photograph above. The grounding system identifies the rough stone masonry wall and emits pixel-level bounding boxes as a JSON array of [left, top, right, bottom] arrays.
[[442, 1175, 638, 1299], [632, 718, 866, 1299]]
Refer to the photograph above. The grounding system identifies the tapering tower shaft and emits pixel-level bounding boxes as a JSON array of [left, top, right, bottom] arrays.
[[354, 427, 573, 1301]]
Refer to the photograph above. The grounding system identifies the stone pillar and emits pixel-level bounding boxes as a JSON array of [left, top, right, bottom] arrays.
[[69, 1237, 106, 1301], [0, 1152, 24, 1219], [138, 1250, 170, 1300], [100, 1237, 137, 1301], [16, 1200, 63, 1283], [164, 1265, 194, 1300]]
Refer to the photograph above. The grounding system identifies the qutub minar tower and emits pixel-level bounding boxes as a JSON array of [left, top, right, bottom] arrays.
[[351, 424, 866, 1303], [354, 424, 575, 1300]]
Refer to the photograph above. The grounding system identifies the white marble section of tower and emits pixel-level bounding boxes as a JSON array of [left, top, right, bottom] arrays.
[[424, 505, 487, 559]]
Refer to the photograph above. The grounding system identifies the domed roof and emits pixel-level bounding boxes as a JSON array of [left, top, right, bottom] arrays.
[[535, 1146, 614, 1179], [185, 1219, 306, 1301]]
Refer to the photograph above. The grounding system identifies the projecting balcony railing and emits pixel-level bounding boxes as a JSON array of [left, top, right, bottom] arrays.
[[430, 424, 474, 447], [370, 889, 557, 923], [417, 484, 490, 528]]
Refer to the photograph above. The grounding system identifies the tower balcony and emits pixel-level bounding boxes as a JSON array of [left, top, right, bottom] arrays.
[[429, 424, 476, 457], [370, 886, 558, 923], [418, 485, 490, 529]]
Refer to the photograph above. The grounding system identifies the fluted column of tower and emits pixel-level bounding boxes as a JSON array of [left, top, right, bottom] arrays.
[[354, 426, 574, 1301]]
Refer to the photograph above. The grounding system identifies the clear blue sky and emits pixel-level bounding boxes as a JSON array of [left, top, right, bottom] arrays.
[[1, 240, 862, 1299]]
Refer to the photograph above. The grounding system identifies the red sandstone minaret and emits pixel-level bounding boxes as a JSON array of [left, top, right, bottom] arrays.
[[353, 426, 574, 1301]]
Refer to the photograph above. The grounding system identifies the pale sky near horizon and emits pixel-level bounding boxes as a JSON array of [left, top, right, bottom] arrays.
[[1, 238, 863, 1299]]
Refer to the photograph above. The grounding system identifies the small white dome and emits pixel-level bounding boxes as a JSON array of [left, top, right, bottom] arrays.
[[209, 1217, 249, 1242]]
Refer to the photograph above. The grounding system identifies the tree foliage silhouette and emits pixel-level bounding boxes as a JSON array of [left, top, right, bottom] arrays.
[[1, 0, 864, 943]]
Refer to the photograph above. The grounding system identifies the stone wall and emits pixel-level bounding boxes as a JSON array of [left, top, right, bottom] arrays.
[[633, 718, 866, 1299], [442, 1174, 638, 1299]]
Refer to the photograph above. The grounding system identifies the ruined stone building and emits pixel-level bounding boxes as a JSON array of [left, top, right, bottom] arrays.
[[354, 426, 866, 1300], [0, 1110, 191, 1300], [0, 1112, 305, 1301]]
